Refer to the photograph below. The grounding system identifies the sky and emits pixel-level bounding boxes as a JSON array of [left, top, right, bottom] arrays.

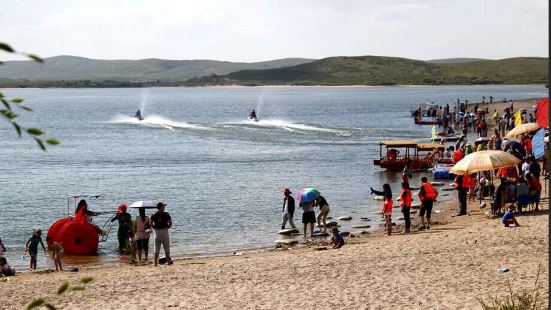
[[0, 0, 548, 62]]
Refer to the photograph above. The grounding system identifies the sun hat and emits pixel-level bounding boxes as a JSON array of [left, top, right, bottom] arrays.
[[118, 204, 128, 213], [281, 188, 292, 194]]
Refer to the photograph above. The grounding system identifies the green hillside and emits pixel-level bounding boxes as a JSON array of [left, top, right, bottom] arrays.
[[197, 56, 548, 86], [0, 56, 314, 82]]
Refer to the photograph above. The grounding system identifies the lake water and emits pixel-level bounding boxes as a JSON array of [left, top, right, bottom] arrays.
[[0, 85, 547, 269]]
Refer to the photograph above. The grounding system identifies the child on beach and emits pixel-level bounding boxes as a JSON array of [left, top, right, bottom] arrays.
[[25, 229, 46, 270], [331, 227, 344, 249], [502, 206, 520, 227], [371, 184, 393, 236], [45, 237, 63, 271], [0, 257, 15, 276]]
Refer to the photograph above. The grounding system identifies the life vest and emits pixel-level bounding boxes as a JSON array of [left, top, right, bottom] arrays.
[[382, 198, 393, 214], [75, 208, 90, 221], [468, 176, 477, 189], [453, 150, 463, 163], [454, 175, 471, 189], [400, 189, 412, 207], [420, 182, 437, 200]]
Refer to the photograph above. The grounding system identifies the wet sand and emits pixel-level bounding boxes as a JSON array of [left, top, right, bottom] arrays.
[[1, 194, 548, 309]]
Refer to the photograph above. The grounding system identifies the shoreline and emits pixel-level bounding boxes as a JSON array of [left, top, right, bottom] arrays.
[[1, 196, 548, 309]]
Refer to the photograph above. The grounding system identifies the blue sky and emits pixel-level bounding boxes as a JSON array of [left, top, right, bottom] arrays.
[[0, 0, 548, 61]]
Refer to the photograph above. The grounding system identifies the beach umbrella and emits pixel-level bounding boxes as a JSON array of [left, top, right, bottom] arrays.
[[296, 188, 320, 203], [505, 122, 540, 138], [449, 150, 521, 175], [128, 200, 157, 209]]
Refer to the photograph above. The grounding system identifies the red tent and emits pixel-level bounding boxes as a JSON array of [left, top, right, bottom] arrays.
[[536, 97, 548, 128]]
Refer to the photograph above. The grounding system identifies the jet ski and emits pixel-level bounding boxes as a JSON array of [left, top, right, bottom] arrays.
[[135, 109, 144, 121], [248, 109, 258, 122]]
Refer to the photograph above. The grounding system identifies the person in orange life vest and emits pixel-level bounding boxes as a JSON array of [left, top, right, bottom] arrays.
[[418, 177, 438, 230], [454, 174, 471, 216], [452, 148, 464, 163], [399, 182, 412, 234], [371, 184, 393, 236], [74, 199, 103, 234]]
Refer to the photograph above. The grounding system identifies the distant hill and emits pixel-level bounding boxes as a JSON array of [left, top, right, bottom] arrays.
[[0, 55, 547, 87], [427, 58, 489, 64], [192, 56, 548, 86], [0, 56, 314, 81]]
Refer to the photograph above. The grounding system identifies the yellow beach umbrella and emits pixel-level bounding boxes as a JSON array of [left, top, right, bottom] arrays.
[[505, 122, 540, 139], [450, 150, 521, 175]]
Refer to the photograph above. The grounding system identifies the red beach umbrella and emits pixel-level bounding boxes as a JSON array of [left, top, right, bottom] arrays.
[[536, 97, 548, 128]]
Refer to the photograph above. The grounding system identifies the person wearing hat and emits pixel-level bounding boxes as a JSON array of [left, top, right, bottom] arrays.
[[280, 188, 296, 230], [111, 204, 133, 255], [151, 202, 173, 266]]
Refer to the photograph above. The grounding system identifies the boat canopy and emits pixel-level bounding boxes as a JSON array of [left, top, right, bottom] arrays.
[[416, 143, 445, 151], [379, 140, 418, 147]]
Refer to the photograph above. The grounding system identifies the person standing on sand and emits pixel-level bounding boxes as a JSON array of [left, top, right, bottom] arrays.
[[24, 229, 46, 271], [300, 200, 316, 237], [314, 195, 330, 233], [134, 207, 152, 262], [418, 177, 438, 230], [151, 202, 173, 266], [46, 237, 63, 271], [399, 182, 412, 234], [371, 184, 393, 236], [454, 174, 470, 216], [111, 204, 133, 255], [280, 188, 296, 230]]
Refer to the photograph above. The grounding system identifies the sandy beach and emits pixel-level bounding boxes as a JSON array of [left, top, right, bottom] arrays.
[[1, 96, 548, 309], [1, 195, 548, 309]]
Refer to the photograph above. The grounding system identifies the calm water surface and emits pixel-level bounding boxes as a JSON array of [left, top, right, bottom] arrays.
[[0, 85, 546, 269]]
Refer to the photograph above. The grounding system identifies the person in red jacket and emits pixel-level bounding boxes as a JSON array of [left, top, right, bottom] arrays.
[[418, 177, 438, 230], [454, 174, 471, 216], [522, 135, 532, 155], [371, 184, 393, 236]]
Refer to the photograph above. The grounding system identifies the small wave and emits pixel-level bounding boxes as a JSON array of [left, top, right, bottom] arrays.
[[228, 119, 352, 136], [109, 114, 212, 131]]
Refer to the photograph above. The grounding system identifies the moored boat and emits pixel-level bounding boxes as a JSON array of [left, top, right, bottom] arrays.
[[374, 140, 445, 171]]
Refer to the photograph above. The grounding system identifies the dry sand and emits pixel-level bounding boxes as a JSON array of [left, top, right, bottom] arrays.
[[0, 196, 548, 309]]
